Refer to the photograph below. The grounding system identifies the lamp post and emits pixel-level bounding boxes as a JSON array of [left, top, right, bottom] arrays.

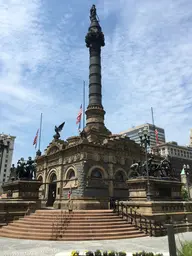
[[183, 164, 191, 200], [138, 126, 151, 201]]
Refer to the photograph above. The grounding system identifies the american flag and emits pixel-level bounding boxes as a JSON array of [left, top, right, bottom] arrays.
[[68, 187, 72, 199], [76, 105, 82, 132], [154, 128, 159, 145], [33, 129, 39, 148]]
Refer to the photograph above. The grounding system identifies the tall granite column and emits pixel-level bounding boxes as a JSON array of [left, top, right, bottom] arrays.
[[85, 5, 111, 137]]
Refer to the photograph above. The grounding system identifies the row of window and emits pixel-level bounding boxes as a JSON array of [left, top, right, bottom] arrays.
[[161, 148, 192, 158]]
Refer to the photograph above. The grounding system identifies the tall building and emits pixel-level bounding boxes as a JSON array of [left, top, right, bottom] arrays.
[[120, 123, 166, 150], [0, 134, 16, 187], [190, 129, 192, 146]]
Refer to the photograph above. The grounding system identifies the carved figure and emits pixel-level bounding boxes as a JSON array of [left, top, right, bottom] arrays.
[[15, 157, 36, 180], [26, 157, 36, 180], [90, 4, 97, 21], [130, 162, 142, 177], [9, 164, 16, 181], [130, 156, 174, 179], [16, 158, 26, 179], [54, 122, 65, 139]]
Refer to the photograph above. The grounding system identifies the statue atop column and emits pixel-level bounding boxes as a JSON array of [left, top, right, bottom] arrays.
[[90, 4, 97, 21]]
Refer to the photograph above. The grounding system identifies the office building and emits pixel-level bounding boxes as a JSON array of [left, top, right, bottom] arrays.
[[0, 133, 16, 188], [120, 123, 166, 150]]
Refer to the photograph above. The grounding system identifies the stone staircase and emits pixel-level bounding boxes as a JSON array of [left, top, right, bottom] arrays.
[[0, 209, 146, 240]]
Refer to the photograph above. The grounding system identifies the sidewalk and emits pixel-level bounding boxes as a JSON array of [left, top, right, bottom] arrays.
[[0, 232, 192, 256]]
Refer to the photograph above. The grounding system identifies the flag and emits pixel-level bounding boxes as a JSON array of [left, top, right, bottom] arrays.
[[68, 187, 72, 199], [154, 128, 159, 145], [76, 104, 82, 124], [33, 129, 39, 148]]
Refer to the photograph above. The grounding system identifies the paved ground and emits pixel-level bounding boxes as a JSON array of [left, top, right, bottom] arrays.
[[0, 232, 192, 256]]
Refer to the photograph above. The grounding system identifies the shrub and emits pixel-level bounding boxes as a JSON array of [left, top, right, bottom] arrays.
[[71, 251, 79, 256], [95, 250, 102, 256], [103, 251, 108, 256], [108, 251, 116, 256], [177, 240, 192, 256], [85, 251, 94, 256], [118, 252, 126, 256], [132, 252, 163, 256]]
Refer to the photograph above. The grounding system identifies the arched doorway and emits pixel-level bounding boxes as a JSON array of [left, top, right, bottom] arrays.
[[46, 173, 57, 207]]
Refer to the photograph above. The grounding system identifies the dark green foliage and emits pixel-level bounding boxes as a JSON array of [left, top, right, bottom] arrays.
[[118, 252, 126, 256], [177, 240, 192, 256], [108, 251, 116, 256], [132, 252, 163, 256], [94, 250, 102, 256], [103, 251, 108, 256], [85, 251, 94, 256]]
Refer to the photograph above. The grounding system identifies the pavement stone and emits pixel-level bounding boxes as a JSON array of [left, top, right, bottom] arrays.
[[0, 232, 191, 256]]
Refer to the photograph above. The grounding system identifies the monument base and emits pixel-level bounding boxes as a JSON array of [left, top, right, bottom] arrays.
[[127, 177, 182, 201], [2, 180, 42, 200]]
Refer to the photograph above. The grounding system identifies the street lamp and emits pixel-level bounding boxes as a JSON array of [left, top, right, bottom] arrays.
[[138, 126, 151, 200], [183, 164, 191, 200]]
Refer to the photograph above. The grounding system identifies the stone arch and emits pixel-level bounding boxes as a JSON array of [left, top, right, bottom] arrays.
[[114, 169, 127, 182], [65, 166, 77, 180], [37, 175, 43, 182], [46, 145, 60, 155], [87, 165, 108, 179], [47, 170, 57, 183]]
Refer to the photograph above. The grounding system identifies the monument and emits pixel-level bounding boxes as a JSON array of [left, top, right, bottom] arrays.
[[35, 5, 144, 210], [2, 157, 42, 200]]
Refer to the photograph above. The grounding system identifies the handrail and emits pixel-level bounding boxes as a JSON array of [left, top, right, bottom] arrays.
[[113, 201, 165, 236]]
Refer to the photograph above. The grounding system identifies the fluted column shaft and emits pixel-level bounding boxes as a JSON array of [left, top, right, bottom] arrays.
[[88, 44, 102, 108]]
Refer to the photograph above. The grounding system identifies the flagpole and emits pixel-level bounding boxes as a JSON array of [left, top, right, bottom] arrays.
[[38, 113, 43, 152], [83, 81, 85, 129]]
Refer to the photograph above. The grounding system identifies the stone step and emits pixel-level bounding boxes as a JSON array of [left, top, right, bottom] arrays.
[[36, 209, 114, 213], [23, 215, 121, 221], [30, 213, 116, 217], [0, 232, 146, 241], [8, 222, 131, 229], [16, 218, 125, 224], [2, 226, 137, 233], [1, 228, 143, 238], [0, 209, 146, 241]]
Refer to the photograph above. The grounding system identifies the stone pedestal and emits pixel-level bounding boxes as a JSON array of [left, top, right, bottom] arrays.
[[2, 180, 42, 200], [127, 177, 182, 201]]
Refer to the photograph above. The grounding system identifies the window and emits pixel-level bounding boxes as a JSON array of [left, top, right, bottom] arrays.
[[5, 160, 8, 163], [3, 174, 6, 177], [3, 179, 5, 182], [115, 171, 125, 182], [91, 169, 102, 179], [4, 164, 7, 167], [4, 169, 6, 172], [68, 170, 75, 180]]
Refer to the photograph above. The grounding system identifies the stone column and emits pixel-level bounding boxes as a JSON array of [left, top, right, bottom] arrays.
[[84, 6, 111, 136]]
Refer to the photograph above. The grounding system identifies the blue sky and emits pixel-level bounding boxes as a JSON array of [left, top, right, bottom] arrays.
[[0, 0, 192, 164]]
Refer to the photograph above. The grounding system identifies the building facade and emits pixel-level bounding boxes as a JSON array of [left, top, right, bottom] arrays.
[[36, 6, 144, 210], [120, 123, 166, 150], [0, 134, 15, 188], [154, 141, 192, 181]]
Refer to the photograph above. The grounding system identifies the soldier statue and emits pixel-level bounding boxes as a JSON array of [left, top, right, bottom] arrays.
[[90, 4, 97, 21]]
